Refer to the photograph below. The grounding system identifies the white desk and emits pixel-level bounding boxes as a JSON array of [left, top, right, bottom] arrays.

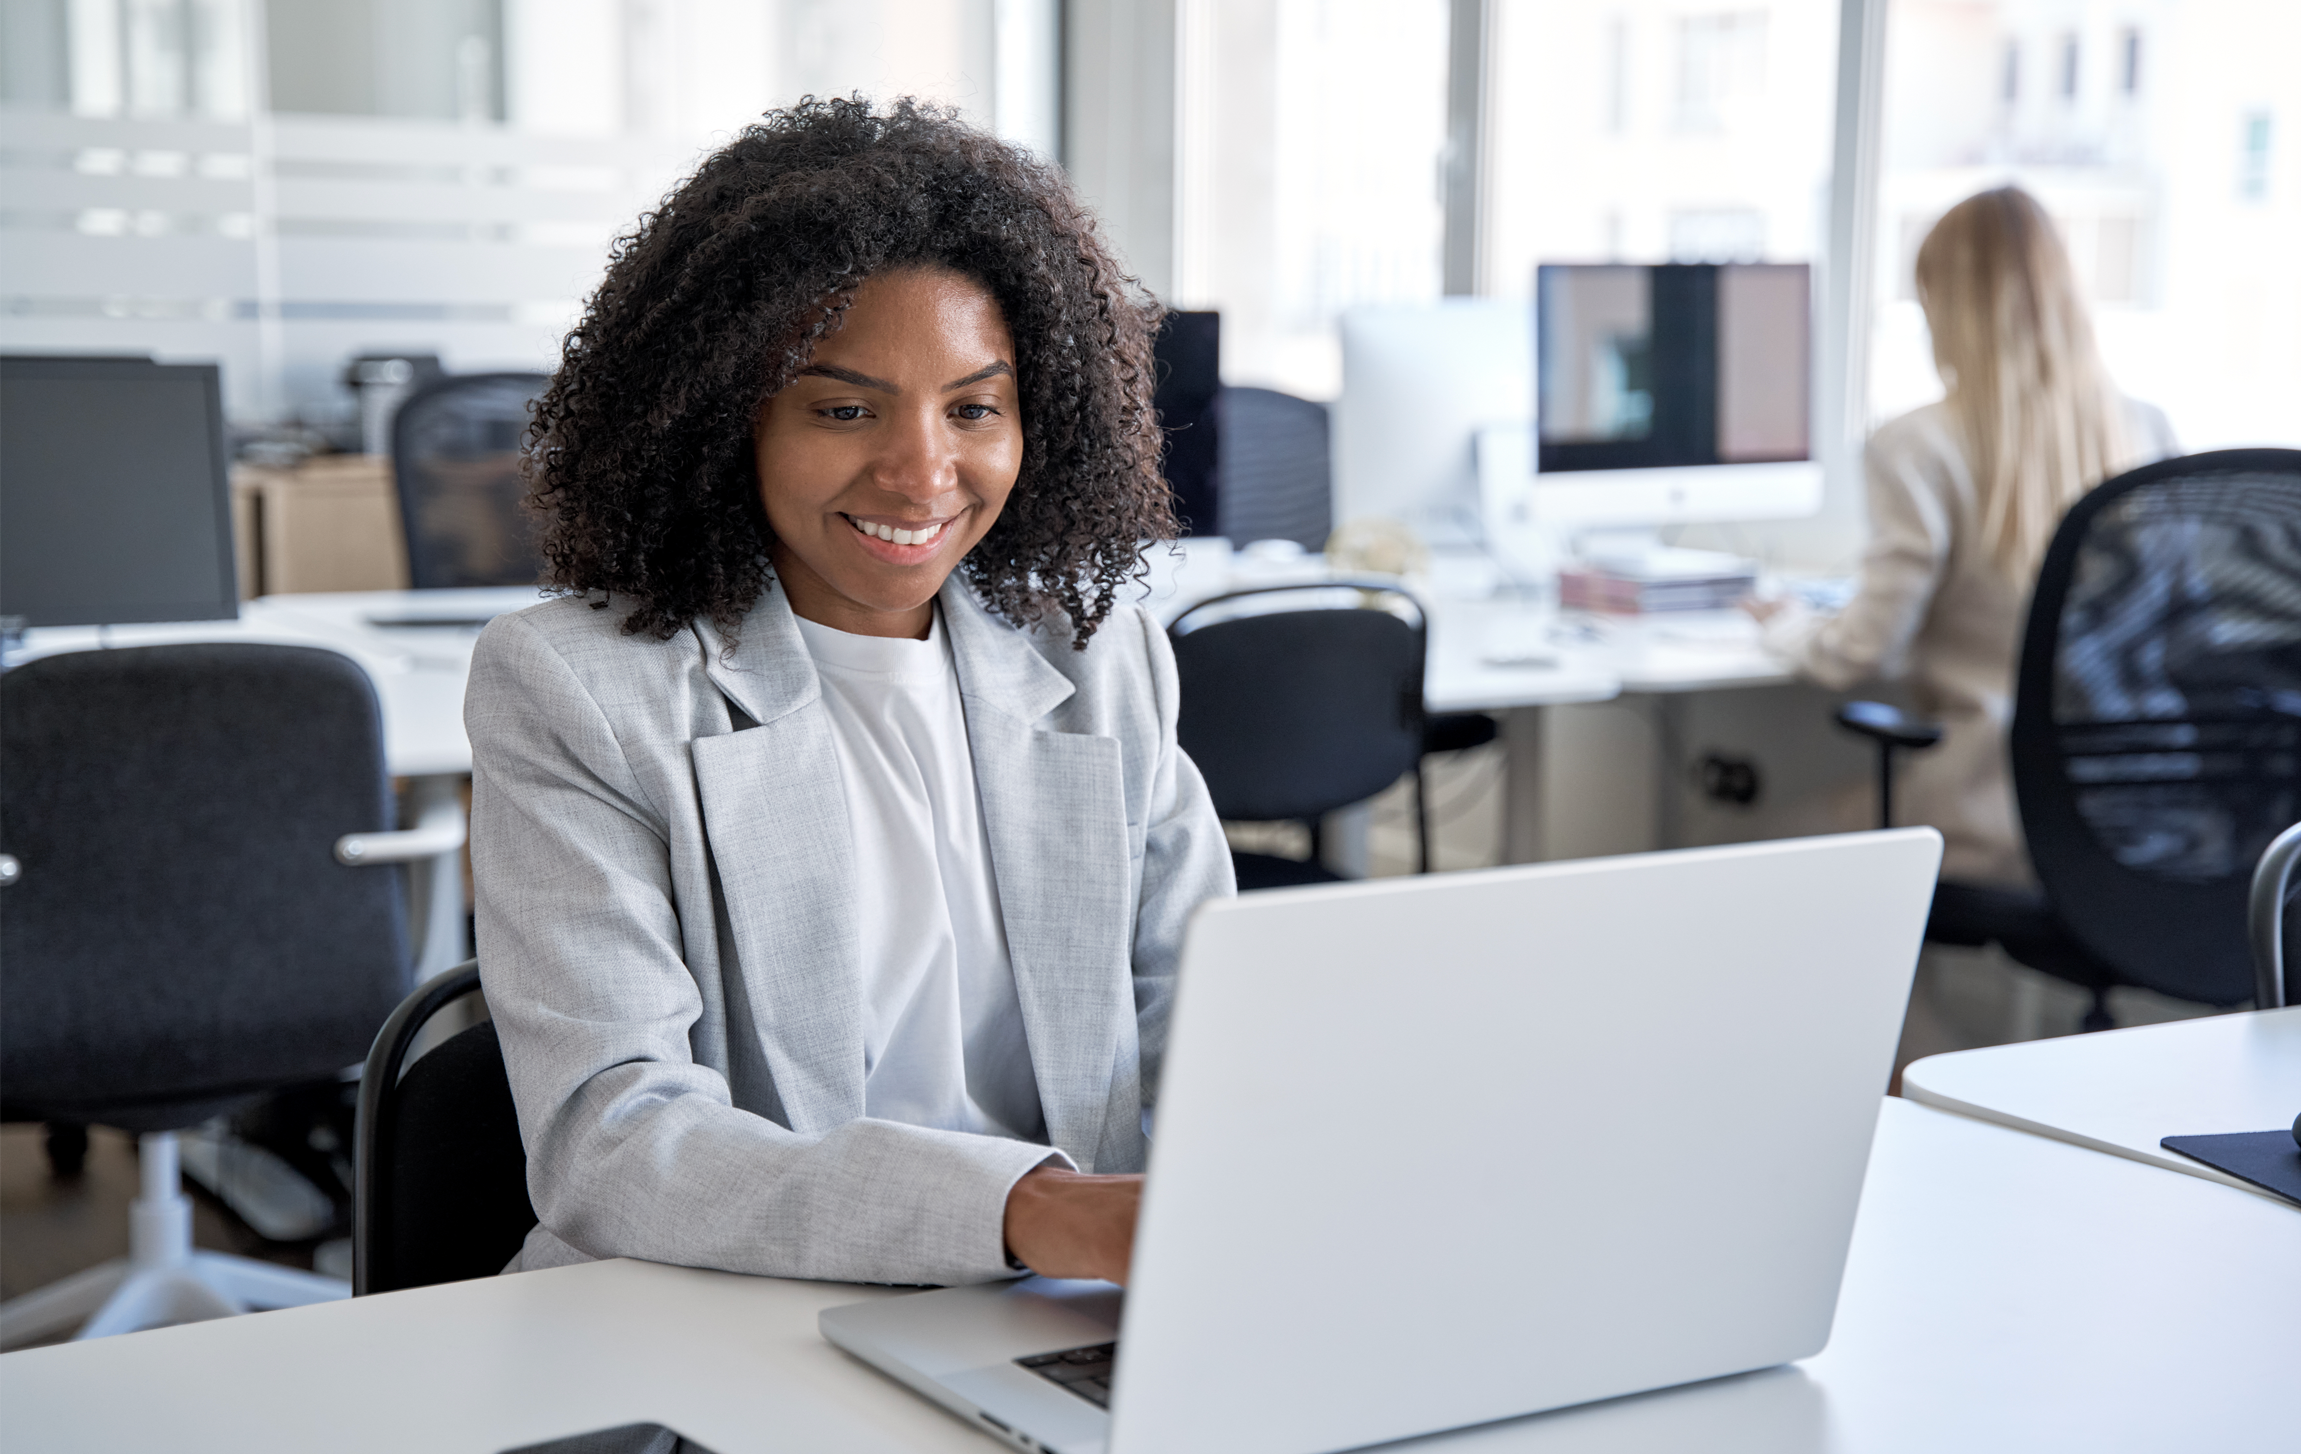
[[3, 1101, 2290, 1453], [8, 562, 1783, 918], [1903, 1007, 2301, 1200], [9, 588, 551, 779]]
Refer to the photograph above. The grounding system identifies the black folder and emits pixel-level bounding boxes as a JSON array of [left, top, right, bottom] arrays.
[[2159, 1132, 2301, 1208]]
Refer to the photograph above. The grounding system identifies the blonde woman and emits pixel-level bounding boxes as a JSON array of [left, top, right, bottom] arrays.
[[1751, 186, 2176, 886]]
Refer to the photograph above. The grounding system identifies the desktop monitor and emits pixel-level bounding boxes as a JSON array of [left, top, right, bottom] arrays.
[[1335, 299, 1532, 544], [1155, 311, 1222, 536], [0, 356, 239, 627], [1484, 263, 1820, 530]]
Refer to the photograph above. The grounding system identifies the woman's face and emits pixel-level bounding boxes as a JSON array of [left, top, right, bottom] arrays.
[[753, 266, 1022, 639]]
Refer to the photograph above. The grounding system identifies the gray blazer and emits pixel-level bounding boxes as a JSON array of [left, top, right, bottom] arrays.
[[466, 576, 1235, 1285]]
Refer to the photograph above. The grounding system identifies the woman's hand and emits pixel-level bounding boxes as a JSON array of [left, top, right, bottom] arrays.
[[1002, 1167, 1142, 1284]]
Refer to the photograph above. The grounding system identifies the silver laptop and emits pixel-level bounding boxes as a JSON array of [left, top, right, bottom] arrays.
[[821, 829, 1941, 1454]]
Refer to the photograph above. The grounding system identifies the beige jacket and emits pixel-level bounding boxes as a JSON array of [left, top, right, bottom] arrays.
[[1763, 399, 2177, 886]]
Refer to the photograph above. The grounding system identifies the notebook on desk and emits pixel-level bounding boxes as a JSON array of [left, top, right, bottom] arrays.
[[822, 829, 1942, 1454]]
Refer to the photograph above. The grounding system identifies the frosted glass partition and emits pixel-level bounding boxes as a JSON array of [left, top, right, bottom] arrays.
[[0, 106, 700, 420]]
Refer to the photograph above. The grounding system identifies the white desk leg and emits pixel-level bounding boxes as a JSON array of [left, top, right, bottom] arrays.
[[402, 774, 470, 981], [1502, 706, 1546, 865]]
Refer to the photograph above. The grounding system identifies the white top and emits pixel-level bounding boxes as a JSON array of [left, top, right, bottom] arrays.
[[1761, 399, 2178, 884], [793, 608, 1045, 1142]]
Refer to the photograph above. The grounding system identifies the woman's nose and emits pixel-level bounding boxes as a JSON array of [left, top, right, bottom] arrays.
[[869, 408, 960, 499]]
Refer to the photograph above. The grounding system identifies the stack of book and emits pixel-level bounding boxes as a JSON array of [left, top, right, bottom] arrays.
[[1557, 546, 1759, 614]]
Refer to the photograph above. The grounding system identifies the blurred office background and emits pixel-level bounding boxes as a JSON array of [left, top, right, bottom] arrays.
[[4, 1, 2292, 475]]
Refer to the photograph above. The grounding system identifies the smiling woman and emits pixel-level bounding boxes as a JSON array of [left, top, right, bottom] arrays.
[[464, 98, 1233, 1292], [526, 96, 1174, 646], [752, 268, 1025, 639]]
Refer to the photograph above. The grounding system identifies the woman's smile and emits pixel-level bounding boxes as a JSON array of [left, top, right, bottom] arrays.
[[840, 510, 960, 560]]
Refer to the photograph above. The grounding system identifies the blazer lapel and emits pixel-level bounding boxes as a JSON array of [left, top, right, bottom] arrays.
[[941, 582, 1136, 1169], [689, 594, 866, 1133]]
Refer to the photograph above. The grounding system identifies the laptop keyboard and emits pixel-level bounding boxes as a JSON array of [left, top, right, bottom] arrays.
[[1015, 1342, 1119, 1409]]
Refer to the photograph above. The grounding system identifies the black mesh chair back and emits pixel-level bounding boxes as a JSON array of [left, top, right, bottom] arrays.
[[355, 962, 536, 1295], [1171, 584, 1427, 825], [1214, 387, 1332, 552], [2012, 447, 2301, 1005], [0, 644, 410, 1130], [390, 371, 548, 589]]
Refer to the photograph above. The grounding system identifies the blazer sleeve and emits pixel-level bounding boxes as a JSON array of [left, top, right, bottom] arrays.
[[1123, 607, 1238, 1103], [468, 615, 1062, 1287], [1761, 429, 1955, 690]]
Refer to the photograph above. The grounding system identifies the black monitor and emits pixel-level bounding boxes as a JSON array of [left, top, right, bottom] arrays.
[[1, 356, 239, 627], [1535, 263, 1810, 474], [1154, 311, 1222, 536]]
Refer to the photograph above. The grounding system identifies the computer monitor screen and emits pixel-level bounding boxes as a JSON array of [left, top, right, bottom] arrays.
[[1, 357, 238, 627], [1536, 263, 1809, 474], [1155, 310, 1222, 536]]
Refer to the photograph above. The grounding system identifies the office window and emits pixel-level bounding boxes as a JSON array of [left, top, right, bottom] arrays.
[[1173, 0, 1450, 397], [1605, 14, 1630, 135], [2239, 111, 2273, 201], [266, 0, 504, 123], [1485, 0, 1836, 298], [56, 0, 252, 118], [1999, 38, 2017, 103], [2092, 214, 2140, 304], [1873, 1, 2300, 452], [2058, 31, 2078, 101], [1673, 11, 1768, 134], [1668, 208, 1765, 263]]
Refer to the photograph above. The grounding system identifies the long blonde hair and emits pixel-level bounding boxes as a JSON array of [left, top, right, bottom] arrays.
[[1914, 186, 2130, 577]]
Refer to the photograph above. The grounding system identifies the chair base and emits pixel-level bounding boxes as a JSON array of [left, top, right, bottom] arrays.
[[0, 1249, 348, 1348], [0, 1130, 347, 1350]]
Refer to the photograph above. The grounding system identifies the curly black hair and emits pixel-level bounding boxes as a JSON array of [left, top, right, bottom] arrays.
[[526, 96, 1174, 646]]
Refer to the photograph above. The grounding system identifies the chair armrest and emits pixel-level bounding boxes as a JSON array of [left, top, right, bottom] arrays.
[[1833, 700, 1945, 752], [2250, 821, 2301, 1009], [336, 793, 466, 866]]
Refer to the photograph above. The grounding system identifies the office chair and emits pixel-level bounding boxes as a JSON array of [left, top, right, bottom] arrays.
[[1171, 583, 1435, 888], [390, 371, 549, 589], [0, 644, 421, 1345], [1213, 387, 1332, 553], [355, 961, 536, 1295], [2251, 821, 2301, 1010], [1211, 384, 1501, 782], [1835, 448, 2301, 1028]]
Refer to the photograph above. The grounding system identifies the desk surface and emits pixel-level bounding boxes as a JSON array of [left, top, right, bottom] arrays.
[[1903, 1006, 2301, 1198], [3, 1101, 2290, 1454], [11, 560, 1782, 783]]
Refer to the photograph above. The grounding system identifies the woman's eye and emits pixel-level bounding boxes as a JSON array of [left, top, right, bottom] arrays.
[[954, 403, 997, 420], [821, 405, 867, 422]]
